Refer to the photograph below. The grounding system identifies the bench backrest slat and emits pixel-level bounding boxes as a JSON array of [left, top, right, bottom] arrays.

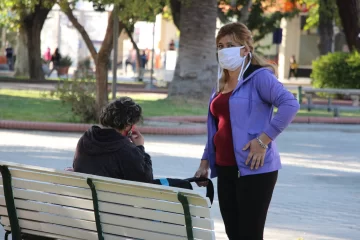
[[6, 171, 211, 218], [8, 167, 210, 207], [0, 197, 211, 238], [3, 226, 84, 240]]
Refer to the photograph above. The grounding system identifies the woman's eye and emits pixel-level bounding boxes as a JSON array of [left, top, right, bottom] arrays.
[[218, 46, 223, 49]]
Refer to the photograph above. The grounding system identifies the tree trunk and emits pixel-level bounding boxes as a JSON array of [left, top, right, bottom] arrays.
[[62, 4, 124, 116], [168, 0, 218, 101], [336, 0, 360, 51], [318, 0, 334, 55], [14, 26, 29, 77], [22, 5, 52, 81], [95, 11, 125, 114], [170, 0, 181, 30], [124, 26, 141, 80], [62, 2, 97, 61]]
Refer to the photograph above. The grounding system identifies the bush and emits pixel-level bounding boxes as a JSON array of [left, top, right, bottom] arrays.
[[58, 55, 73, 67], [51, 78, 97, 123], [311, 51, 360, 89]]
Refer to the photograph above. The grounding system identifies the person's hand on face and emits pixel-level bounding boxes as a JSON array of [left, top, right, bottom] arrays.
[[130, 129, 144, 146]]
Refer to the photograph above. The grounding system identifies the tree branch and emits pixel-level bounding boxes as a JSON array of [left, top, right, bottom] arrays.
[[124, 25, 141, 76], [97, 9, 125, 62], [61, 1, 98, 61]]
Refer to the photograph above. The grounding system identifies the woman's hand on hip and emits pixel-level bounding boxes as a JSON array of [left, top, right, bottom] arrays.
[[194, 160, 210, 187], [243, 138, 267, 170]]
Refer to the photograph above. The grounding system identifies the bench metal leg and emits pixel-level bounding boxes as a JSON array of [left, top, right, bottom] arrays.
[[307, 95, 312, 112], [327, 97, 332, 112], [5, 231, 11, 240]]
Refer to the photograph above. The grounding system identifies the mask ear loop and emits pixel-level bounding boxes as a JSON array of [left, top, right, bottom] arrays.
[[217, 65, 222, 93], [237, 52, 252, 81]]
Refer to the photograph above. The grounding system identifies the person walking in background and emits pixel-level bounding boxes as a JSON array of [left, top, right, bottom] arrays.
[[288, 55, 298, 79], [168, 39, 175, 50], [43, 47, 52, 65], [138, 50, 148, 82], [48, 48, 61, 77], [5, 43, 13, 71], [194, 22, 300, 240]]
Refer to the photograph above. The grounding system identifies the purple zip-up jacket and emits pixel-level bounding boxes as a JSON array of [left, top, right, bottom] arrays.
[[202, 68, 300, 178]]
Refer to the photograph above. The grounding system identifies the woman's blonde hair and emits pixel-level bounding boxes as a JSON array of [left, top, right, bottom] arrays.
[[216, 22, 277, 92]]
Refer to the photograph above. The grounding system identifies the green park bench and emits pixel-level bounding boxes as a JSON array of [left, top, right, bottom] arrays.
[[297, 87, 360, 116], [0, 161, 215, 240]]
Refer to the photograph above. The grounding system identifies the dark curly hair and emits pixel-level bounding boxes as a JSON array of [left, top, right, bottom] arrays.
[[99, 97, 142, 130]]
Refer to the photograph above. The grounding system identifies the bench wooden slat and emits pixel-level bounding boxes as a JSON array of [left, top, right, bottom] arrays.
[[1, 161, 205, 199], [0, 177, 210, 218], [7, 166, 210, 207], [1, 217, 127, 240], [3, 226, 84, 240], [0, 207, 210, 240], [0, 197, 214, 238], [0, 186, 213, 230]]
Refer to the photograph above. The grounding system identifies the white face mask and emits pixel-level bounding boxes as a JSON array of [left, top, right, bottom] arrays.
[[217, 46, 246, 71], [216, 46, 252, 92]]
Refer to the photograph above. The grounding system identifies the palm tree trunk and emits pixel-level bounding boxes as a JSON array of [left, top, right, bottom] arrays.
[[168, 0, 218, 101], [14, 25, 29, 77], [318, 0, 334, 55]]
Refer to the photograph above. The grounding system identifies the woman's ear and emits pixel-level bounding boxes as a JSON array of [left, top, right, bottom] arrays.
[[243, 46, 250, 57]]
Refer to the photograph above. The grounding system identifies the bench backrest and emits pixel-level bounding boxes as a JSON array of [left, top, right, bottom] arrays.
[[303, 88, 360, 95], [0, 161, 214, 240]]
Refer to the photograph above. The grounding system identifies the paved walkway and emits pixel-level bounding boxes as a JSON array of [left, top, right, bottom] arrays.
[[0, 124, 359, 239]]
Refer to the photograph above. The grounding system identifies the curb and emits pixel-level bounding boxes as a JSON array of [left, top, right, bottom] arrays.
[[0, 120, 207, 135], [145, 116, 360, 125], [1, 116, 360, 136]]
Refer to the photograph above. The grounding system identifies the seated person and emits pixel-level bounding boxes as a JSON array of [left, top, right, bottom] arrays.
[[72, 97, 153, 183]]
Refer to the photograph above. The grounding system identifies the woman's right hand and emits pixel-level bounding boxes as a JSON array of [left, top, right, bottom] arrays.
[[194, 160, 210, 187]]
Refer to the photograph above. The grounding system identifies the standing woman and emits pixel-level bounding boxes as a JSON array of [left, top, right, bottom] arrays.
[[194, 22, 300, 240]]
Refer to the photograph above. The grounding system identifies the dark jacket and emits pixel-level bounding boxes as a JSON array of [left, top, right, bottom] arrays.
[[73, 126, 153, 183]]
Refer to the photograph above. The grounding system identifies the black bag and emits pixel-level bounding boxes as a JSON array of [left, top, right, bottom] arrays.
[[153, 177, 214, 205]]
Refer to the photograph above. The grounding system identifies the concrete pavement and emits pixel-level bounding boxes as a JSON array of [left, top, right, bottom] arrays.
[[0, 124, 359, 239]]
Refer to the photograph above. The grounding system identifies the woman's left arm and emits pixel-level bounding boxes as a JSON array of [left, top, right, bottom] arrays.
[[244, 70, 300, 169], [257, 71, 300, 140]]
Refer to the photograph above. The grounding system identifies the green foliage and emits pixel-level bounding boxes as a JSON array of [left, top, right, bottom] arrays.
[[58, 55, 73, 67], [78, 0, 168, 23], [248, 2, 299, 43], [219, 0, 299, 43], [0, 0, 54, 29], [311, 51, 360, 89], [52, 78, 97, 123], [75, 58, 95, 79], [303, 0, 341, 31]]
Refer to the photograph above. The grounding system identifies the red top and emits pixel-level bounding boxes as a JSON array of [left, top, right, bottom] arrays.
[[210, 91, 237, 166]]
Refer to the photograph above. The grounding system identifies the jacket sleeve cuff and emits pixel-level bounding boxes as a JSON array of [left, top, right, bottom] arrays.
[[201, 152, 208, 160], [263, 124, 282, 140]]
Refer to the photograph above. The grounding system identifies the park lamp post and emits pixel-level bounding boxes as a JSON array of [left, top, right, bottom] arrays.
[[149, 21, 155, 89]]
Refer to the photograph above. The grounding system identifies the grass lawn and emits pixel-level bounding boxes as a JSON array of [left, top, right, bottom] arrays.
[[0, 89, 208, 123], [0, 89, 359, 123], [0, 76, 145, 85]]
